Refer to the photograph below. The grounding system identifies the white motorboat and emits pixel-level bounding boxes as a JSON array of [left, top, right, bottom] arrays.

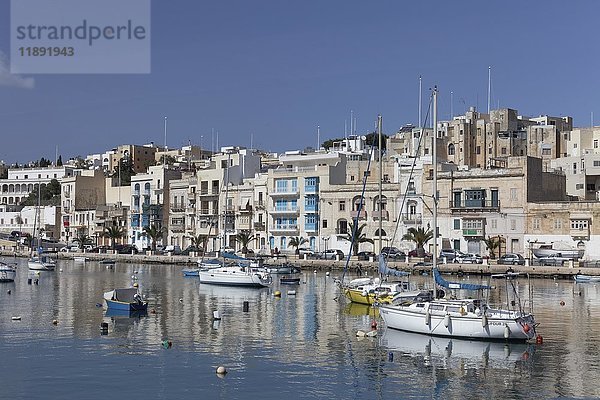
[[198, 264, 272, 287], [74, 256, 89, 263], [0, 262, 17, 282], [574, 274, 600, 283], [532, 242, 583, 260], [28, 255, 57, 271]]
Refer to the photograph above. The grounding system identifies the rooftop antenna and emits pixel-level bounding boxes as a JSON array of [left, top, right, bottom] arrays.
[[211, 128, 215, 153], [419, 75, 422, 128], [250, 132, 253, 150], [350, 110, 354, 137], [592, 112, 594, 128], [163, 116, 168, 169], [344, 120, 347, 139], [55, 145, 58, 166], [487, 66, 491, 114], [354, 115, 357, 135], [450, 91, 454, 119], [317, 125, 321, 150], [216, 130, 219, 153]]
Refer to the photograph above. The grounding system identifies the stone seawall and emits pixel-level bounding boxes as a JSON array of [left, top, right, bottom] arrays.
[[1, 250, 598, 279]]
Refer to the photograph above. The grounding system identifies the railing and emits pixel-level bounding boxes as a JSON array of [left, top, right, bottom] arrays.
[[270, 206, 299, 214], [272, 189, 299, 195], [254, 222, 266, 231], [199, 189, 219, 196], [305, 223, 318, 232], [462, 228, 484, 237], [350, 209, 367, 220], [304, 204, 318, 212], [401, 213, 422, 224], [186, 206, 196, 214], [170, 204, 185, 212], [450, 200, 500, 211], [304, 185, 319, 194], [372, 210, 389, 221], [170, 223, 185, 232], [271, 224, 298, 232]]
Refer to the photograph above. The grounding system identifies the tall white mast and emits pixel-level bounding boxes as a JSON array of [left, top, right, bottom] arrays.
[[163, 116, 168, 170], [419, 75, 422, 128], [317, 125, 321, 150], [450, 91, 454, 119], [377, 115, 383, 254], [432, 87, 438, 297]]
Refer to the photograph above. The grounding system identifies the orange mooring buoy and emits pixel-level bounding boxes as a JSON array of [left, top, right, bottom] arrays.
[[536, 335, 544, 344]]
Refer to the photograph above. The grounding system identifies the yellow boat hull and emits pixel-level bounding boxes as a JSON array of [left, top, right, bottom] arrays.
[[344, 288, 394, 305]]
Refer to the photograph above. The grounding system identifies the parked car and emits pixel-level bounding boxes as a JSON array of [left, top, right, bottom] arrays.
[[357, 251, 376, 261], [454, 253, 483, 264], [497, 253, 525, 265], [537, 254, 571, 266], [381, 247, 406, 259], [60, 245, 80, 252], [408, 249, 432, 258], [318, 249, 344, 260], [161, 245, 182, 255], [115, 244, 139, 254], [181, 245, 203, 256], [439, 249, 463, 262], [219, 247, 235, 254], [298, 247, 315, 257]]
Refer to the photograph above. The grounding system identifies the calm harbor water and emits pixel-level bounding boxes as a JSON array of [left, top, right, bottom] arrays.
[[1, 256, 600, 399]]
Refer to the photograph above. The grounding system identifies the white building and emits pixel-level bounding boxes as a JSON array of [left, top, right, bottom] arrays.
[[1, 166, 76, 205]]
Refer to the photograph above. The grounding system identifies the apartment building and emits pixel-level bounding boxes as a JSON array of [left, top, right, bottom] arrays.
[[130, 165, 181, 250], [1, 166, 76, 205]]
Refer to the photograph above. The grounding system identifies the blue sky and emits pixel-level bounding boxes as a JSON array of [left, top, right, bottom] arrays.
[[1, 1, 600, 164]]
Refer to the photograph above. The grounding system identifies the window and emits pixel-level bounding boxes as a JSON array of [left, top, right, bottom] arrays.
[[575, 183, 584, 190], [448, 144, 455, 155], [453, 219, 460, 230], [594, 160, 600, 167], [542, 148, 551, 156], [587, 184, 596, 191], [501, 147, 507, 155], [476, 146, 481, 155], [533, 218, 540, 230], [554, 219, 562, 230], [574, 143, 578, 148], [339, 201, 345, 211], [383, 174, 389, 182], [594, 139, 598, 149], [491, 219, 497, 229], [510, 188, 518, 201], [350, 175, 355, 181], [322, 219, 327, 228], [510, 219, 516, 230], [571, 219, 589, 230], [573, 163, 577, 174]]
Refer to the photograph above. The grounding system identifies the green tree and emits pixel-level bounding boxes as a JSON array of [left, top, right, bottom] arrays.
[[483, 235, 504, 259], [235, 231, 255, 254], [158, 154, 176, 166], [402, 226, 434, 257], [20, 179, 61, 206], [111, 157, 136, 186], [56, 155, 63, 167], [142, 225, 164, 252], [288, 236, 308, 257], [73, 229, 93, 250], [344, 221, 374, 256], [103, 226, 125, 250], [187, 233, 208, 253]]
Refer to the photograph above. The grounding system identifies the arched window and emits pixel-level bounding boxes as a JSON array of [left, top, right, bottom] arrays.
[[448, 143, 456, 156], [373, 195, 387, 211], [374, 229, 387, 237], [337, 218, 348, 235], [352, 195, 365, 211]]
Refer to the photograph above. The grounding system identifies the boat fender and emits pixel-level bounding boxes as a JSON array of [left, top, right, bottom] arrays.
[[536, 335, 544, 344], [11, 316, 21, 321], [444, 314, 451, 328], [425, 311, 431, 326], [559, 300, 565, 306], [371, 320, 378, 330], [504, 324, 511, 339], [356, 330, 366, 337], [365, 330, 377, 337], [216, 366, 227, 375], [459, 306, 466, 316], [287, 290, 296, 295], [482, 314, 488, 328], [7, 290, 10, 295], [274, 291, 281, 297]]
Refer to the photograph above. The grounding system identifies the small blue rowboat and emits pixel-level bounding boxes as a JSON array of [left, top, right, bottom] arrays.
[[280, 277, 300, 285], [103, 288, 148, 312], [182, 268, 200, 277]]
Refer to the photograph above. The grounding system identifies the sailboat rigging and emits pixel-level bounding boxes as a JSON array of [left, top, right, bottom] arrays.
[[28, 184, 56, 271], [379, 87, 538, 342]]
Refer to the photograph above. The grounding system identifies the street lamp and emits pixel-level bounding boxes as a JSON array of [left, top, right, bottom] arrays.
[[323, 236, 330, 254]]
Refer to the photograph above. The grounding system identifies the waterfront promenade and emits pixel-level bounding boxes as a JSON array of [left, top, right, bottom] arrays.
[[1, 248, 597, 279]]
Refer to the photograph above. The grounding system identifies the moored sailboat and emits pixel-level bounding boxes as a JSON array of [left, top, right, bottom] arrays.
[[379, 88, 538, 342]]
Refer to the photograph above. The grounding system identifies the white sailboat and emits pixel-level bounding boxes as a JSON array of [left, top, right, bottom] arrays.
[[28, 186, 56, 271], [379, 88, 538, 342], [198, 252, 272, 287]]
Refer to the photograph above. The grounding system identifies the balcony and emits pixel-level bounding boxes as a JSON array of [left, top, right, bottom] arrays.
[[271, 189, 299, 197], [270, 224, 298, 233], [462, 228, 485, 238], [270, 206, 299, 215], [401, 213, 422, 225], [199, 208, 215, 216], [187, 191, 196, 200], [350, 209, 367, 220], [238, 204, 253, 213], [304, 185, 319, 194], [450, 200, 500, 213], [570, 227, 590, 241], [186, 206, 196, 214], [199, 189, 219, 197], [304, 204, 319, 213], [170, 204, 185, 212], [305, 223, 318, 232], [254, 222, 266, 231], [170, 223, 185, 232], [255, 201, 265, 210], [372, 210, 389, 221]]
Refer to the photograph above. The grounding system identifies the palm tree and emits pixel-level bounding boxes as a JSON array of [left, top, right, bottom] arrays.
[[483, 235, 504, 259], [187, 233, 208, 254], [344, 221, 374, 256], [235, 231, 255, 254], [103, 225, 125, 250], [73, 229, 93, 251], [142, 225, 164, 252], [402, 226, 434, 257], [288, 236, 308, 257]]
